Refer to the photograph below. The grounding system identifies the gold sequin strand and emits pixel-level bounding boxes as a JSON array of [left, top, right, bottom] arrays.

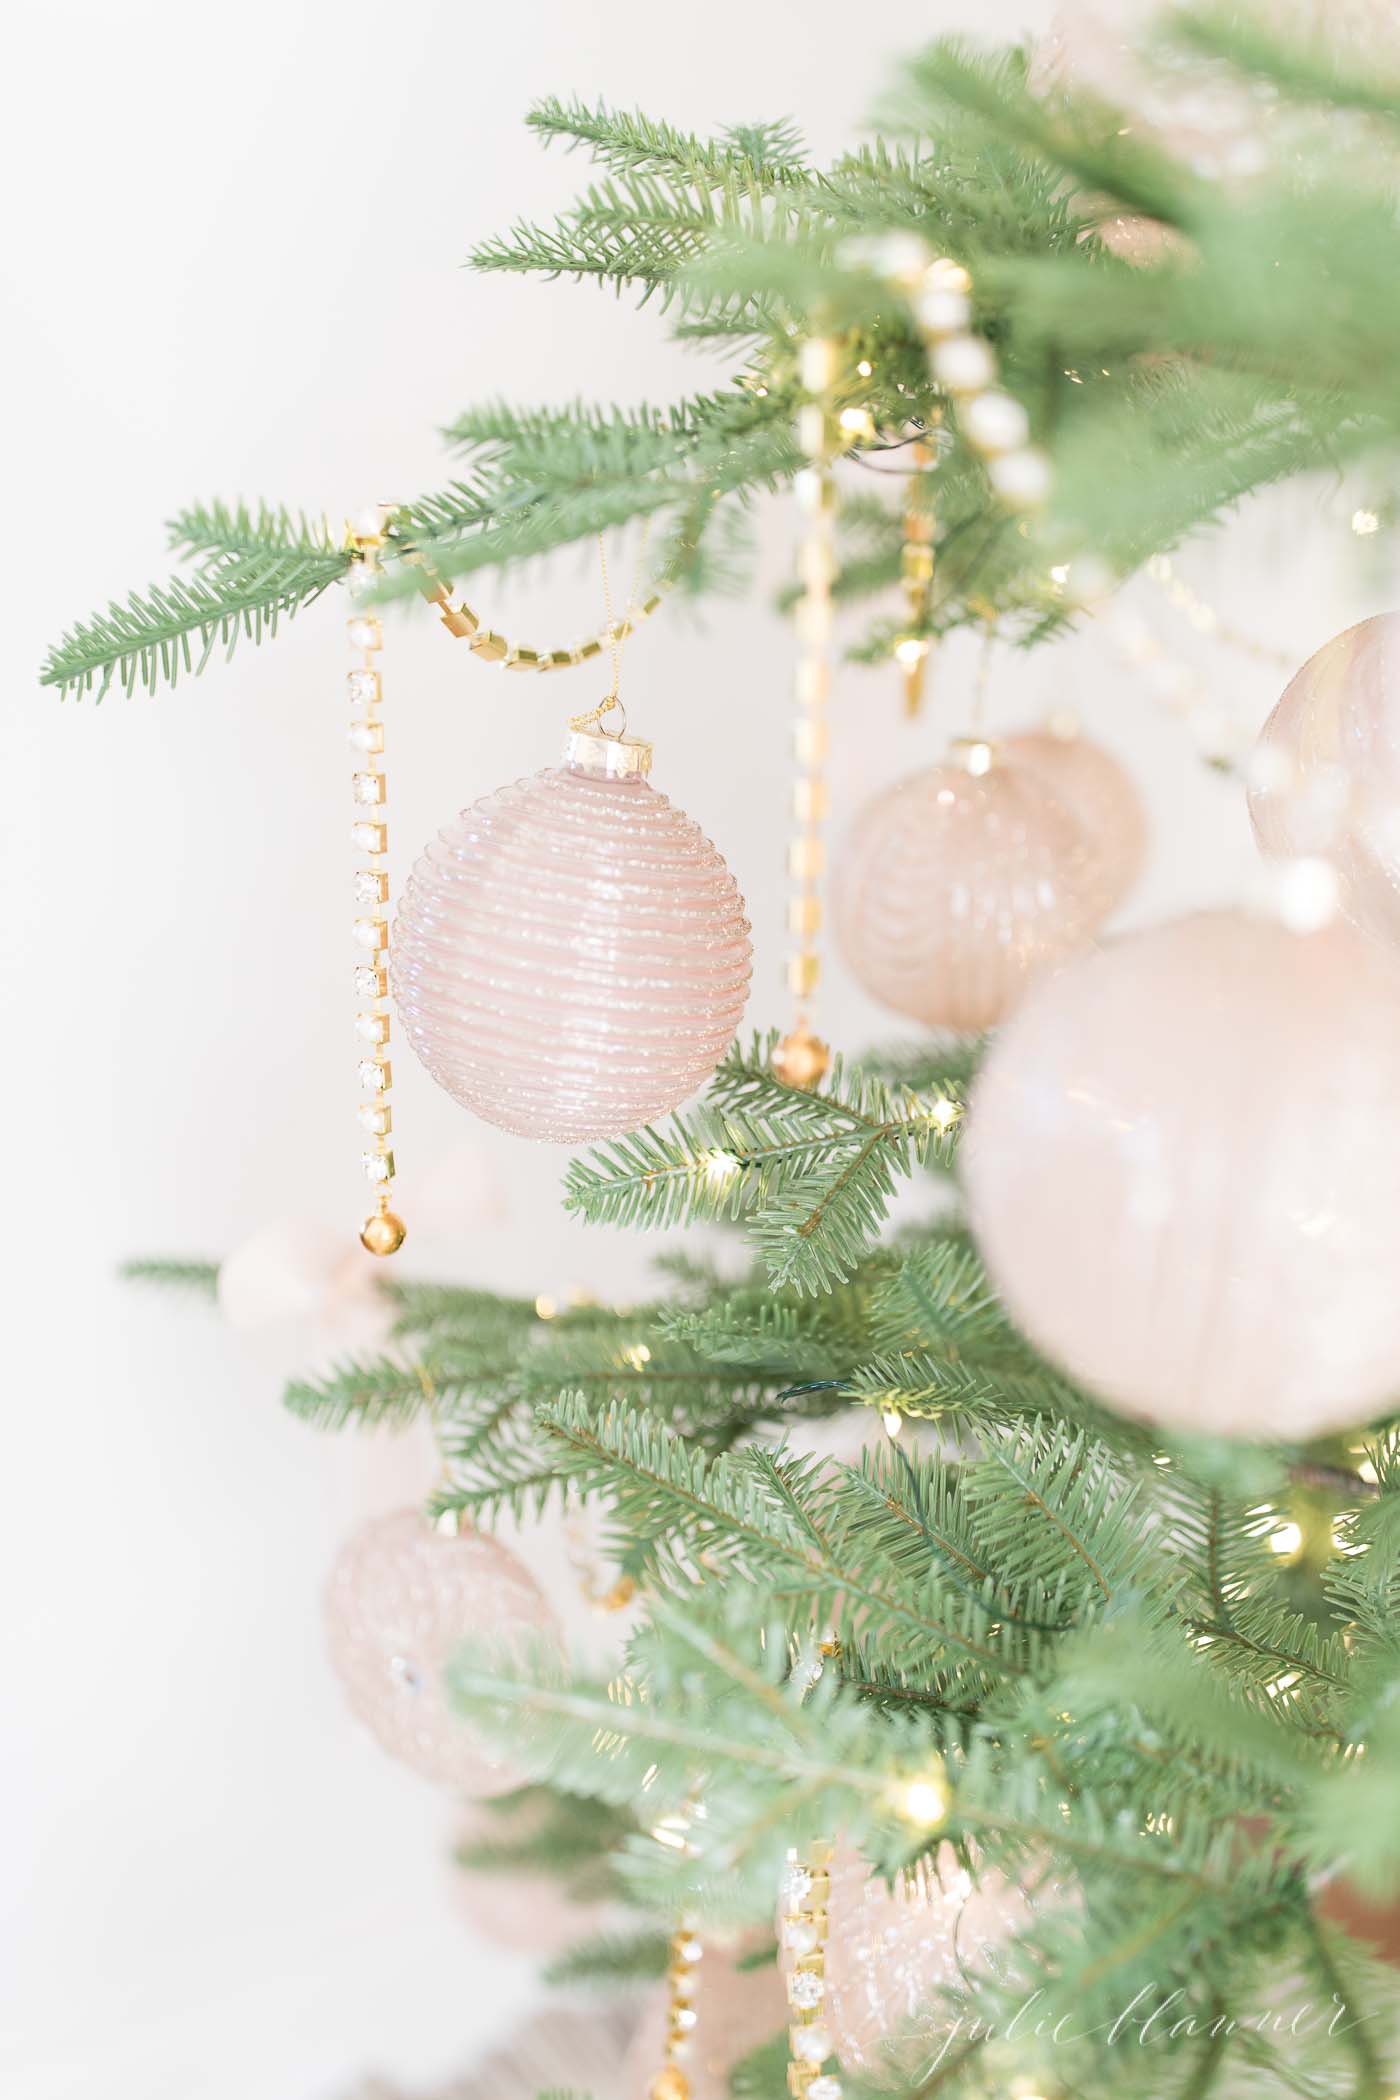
[[782, 1843, 840, 2100], [347, 522, 405, 1256], [649, 1921, 704, 2100], [774, 337, 838, 1094], [417, 567, 670, 673]]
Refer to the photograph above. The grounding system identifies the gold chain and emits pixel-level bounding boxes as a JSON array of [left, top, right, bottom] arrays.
[[568, 524, 655, 740], [771, 339, 838, 1093], [347, 518, 405, 1257]]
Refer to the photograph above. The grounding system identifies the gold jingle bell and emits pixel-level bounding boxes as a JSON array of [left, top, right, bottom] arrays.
[[360, 1209, 407, 1257], [773, 1023, 831, 1092]]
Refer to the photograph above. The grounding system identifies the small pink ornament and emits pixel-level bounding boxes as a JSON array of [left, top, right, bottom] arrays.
[[622, 1938, 786, 2100], [778, 1843, 1036, 2082], [217, 1216, 394, 1365], [964, 912, 1400, 1439], [324, 1507, 559, 1791], [392, 730, 752, 1142], [1250, 613, 1400, 949], [1004, 722, 1146, 918], [832, 745, 1103, 1032], [451, 1807, 614, 1960]]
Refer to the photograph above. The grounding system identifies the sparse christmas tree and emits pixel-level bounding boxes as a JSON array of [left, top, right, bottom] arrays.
[[51, 9, 1400, 2097]]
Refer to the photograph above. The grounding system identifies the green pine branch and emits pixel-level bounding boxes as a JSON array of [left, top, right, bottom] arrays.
[[564, 1037, 964, 1295], [40, 551, 345, 698]]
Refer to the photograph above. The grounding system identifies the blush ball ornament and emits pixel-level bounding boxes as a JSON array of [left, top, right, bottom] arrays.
[[392, 727, 753, 1141], [778, 1843, 1038, 2084], [1249, 613, 1400, 950], [1004, 721, 1147, 918], [324, 1507, 559, 1791], [831, 740, 1104, 1032], [963, 912, 1400, 1440]]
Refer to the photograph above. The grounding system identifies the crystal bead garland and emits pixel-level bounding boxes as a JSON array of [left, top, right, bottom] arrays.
[[346, 520, 406, 1255], [391, 728, 753, 1143], [781, 1843, 842, 2100]]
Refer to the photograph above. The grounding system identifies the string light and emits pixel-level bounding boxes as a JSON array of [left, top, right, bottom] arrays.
[[897, 1772, 950, 1827]]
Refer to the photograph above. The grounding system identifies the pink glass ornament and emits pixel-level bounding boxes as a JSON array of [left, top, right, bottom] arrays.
[[1035, 1, 1397, 184], [217, 1216, 394, 1366], [1004, 723, 1147, 917], [1249, 613, 1400, 949], [832, 749, 1103, 1032], [392, 734, 752, 1142], [622, 1939, 786, 2100], [450, 1807, 614, 1960], [778, 1843, 1036, 2082], [964, 912, 1400, 1439], [324, 1507, 559, 1791]]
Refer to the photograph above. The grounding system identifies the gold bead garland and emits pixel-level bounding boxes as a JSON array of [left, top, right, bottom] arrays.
[[782, 1843, 840, 2100], [773, 336, 838, 1093], [648, 1921, 704, 2100], [897, 435, 938, 717], [346, 522, 405, 1256]]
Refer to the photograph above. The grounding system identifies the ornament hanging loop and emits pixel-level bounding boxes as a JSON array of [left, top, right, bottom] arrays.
[[568, 692, 629, 741]]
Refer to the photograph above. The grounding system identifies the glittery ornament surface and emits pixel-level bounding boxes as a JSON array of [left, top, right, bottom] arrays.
[[1004, 725, 1146, 918], [392, 763, 752, 1141], [324, 1508, 558, 1790], [1249, 614, 1400, 950], [778, 1844, 1034, 2082], [965, 913, 1400, 1439], [622, 1941, 786, 2100], [832, 758, 1102, 1031]]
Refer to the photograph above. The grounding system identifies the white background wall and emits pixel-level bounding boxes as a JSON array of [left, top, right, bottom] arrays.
[[9, 3, 1388, 2096]]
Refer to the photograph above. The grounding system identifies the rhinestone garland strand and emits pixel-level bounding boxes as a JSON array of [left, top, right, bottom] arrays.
[[772, 337, 838, 1093], [782, 1844, 841, 2100], [346, 523, 405, 1256], [648, 1921, 703, 2100]]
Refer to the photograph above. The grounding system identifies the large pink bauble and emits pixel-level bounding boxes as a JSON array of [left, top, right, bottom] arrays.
[[1249, 614, 1400, 949], [1004, 723, 1147, 917], [324, 1507, 559, 1791], [779, 1843, 1035, 2082], [832, 750, 1103, 1032], [964, 913, 1400, 1439], [392, 734, 752, 1142], [622, 1939, 786, 2100]]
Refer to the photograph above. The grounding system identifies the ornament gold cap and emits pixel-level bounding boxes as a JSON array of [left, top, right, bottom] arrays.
[[565, 727, 654, 780]]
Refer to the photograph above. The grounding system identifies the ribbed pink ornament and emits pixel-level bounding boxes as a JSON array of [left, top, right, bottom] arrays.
[[778, 1843, 1041, 2082], [392, 742, 752, 1141], [1249, 614, 1400, 949], [964, 912, 1400, 1439], [832, 751, 1103, 1032], [1004, 723, 1147, 916], [324, 1507, 559, 1791]]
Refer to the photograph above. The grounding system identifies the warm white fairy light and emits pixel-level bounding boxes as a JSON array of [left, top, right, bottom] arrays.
[[896, 1773, 950, 1827], [1269, 1521, 1304, 1558]]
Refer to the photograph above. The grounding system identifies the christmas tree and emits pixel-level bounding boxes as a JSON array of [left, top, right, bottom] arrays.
[[47, 10, 1400, 2097]]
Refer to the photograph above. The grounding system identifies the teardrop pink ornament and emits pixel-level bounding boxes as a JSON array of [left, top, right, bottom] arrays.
[[964, 912, 1400, 1439], [392, 732, 752, 1141], [1003, 721, 1147, 916], [831, 745, 1103, 1032], [324, 1507, 559, 1791], [1249, 612, 1400, 949]]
